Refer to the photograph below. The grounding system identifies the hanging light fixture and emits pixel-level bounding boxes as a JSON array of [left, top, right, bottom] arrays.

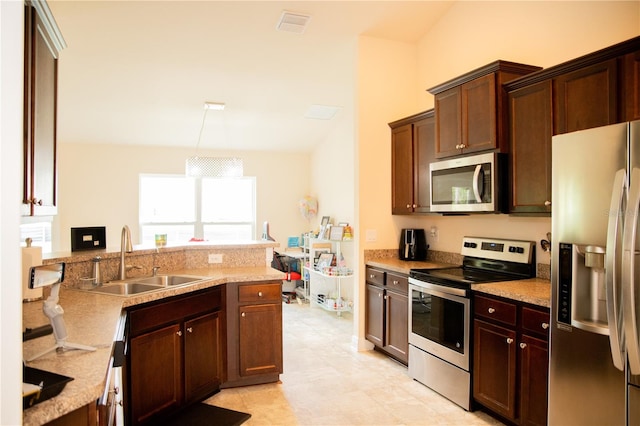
[[185, 102, 244, 177]]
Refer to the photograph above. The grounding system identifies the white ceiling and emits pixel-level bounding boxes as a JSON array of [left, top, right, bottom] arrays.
[[48, 1, 454, 153]]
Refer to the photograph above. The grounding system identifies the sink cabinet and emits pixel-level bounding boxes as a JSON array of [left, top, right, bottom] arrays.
[[125, 286, 223, 425], [223, 281, 283, 388], [22, 1, 66, 216], [365, 266, 409, 364], [473, 293, 549, 426]]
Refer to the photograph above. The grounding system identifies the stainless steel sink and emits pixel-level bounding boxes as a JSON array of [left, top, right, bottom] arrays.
[[135, 275, 204, 286], [88, 282, 165, 296]]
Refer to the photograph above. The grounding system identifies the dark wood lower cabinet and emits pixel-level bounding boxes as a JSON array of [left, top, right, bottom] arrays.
[[184, 311, 223, 402], [519, 334, 549, 426], [224, 281, 283, 388], [364, 266, 408, 365], [125, 287, 224, 425], [473, 294, 549, 426], [129, 324, 183, 424]]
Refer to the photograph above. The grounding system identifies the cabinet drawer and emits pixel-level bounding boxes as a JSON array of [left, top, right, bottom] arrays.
[[129, 287, 222, 336], [386, 272, 408, 294], [474, 295, 517, 326], [365, 266, 385, 287], [238, 282, 281, 303], [522, 306, 550, 338]]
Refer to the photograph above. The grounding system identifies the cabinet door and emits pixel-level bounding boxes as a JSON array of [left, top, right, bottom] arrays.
[[413, 115, 435, 213], [473, 319, 517, 420], [23, 6, 59, 216], [184, 311, 222, 403], [554, 59, 618, 134], [239, 303, 283, 377], [391, 123, 414, 214], [384, 289, 408, 364], [462, 73, 497, 154], [365, 284, 385, 347], [519, 334, 549, 426], [508, 80, 553, 214], [129, 323, 182, 425], [623, 51, 640, 121], [435, 87, 462, 158]]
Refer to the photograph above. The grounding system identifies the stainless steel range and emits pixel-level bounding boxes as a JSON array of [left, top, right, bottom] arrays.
[[408, 236, 536, 410]]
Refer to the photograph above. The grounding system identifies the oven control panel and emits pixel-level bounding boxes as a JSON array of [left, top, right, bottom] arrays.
[[460, 236, 534, 264]]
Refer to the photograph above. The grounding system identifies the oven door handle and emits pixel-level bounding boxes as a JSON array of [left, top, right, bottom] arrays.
[[409, 278, 468, 298]]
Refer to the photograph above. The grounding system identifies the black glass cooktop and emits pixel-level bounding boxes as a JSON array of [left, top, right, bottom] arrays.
[[410, 267, 522, 288]]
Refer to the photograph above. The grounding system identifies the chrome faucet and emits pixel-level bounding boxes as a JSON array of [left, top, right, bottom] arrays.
[[119, 225, 133, 280]]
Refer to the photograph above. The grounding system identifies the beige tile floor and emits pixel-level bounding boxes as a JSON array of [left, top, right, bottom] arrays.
[[205, 300, 503, 426]]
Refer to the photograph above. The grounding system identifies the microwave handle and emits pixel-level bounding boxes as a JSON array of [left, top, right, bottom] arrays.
[[472, 165, 483, 202]]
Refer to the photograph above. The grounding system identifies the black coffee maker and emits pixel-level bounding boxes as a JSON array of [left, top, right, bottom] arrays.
[[399, 229, 427, 261]]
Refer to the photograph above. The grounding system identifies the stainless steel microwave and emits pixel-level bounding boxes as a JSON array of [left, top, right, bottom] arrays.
[[430, 152, 505, 213]]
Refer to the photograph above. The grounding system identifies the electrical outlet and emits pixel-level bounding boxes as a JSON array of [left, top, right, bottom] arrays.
[[208, 253, 223, 264], [430, 226, 439, 242], [365, 229, 377, 242]]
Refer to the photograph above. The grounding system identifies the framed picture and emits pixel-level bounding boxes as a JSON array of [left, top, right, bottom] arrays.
[[329, 225, 344, 241], [317, 252, 335, 270], [319, 216, 331, 239]]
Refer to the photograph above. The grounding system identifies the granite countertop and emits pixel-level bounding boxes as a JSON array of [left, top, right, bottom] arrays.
[[22, 266, 283, 426], [365, 258, 454, 275], [366, 258, 550, 308], [472, 278, 551, 308]]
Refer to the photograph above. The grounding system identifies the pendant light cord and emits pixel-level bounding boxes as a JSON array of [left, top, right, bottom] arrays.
[[194, 107, 209, 157]]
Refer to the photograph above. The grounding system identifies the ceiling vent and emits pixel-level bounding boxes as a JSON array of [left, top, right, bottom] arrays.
[[276, 11, 311, 34]]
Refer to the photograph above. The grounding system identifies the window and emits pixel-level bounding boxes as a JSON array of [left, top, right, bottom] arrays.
[[139, 174, 256, 245], [19, 220, 52, 253]]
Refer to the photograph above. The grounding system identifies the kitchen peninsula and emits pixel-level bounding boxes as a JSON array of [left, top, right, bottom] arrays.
[[23, 241, 284, 426]]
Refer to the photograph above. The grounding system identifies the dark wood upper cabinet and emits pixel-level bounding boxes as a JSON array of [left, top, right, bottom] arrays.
[[428, 61, 542, 159], [623, 51, 640, 121], [554, 59, 618, 135], [505, 36, 640, 215], [508, 80, 553, 214], [23, 1, 66, 216], [389, 110, 435, 215]]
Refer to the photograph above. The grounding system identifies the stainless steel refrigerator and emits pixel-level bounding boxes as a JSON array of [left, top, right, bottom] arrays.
[[550, 120, 640, 425]]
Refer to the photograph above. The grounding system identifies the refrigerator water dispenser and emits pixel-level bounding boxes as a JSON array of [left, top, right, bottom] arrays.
[[558, 243, 609, 335]]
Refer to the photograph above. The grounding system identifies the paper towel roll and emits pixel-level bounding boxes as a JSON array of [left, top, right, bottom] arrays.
[[22, 246, 43, 302]]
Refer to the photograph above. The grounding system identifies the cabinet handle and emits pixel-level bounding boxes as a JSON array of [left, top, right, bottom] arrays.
[[187, 327, 193, 333], [30, 198, 43, 206], [258, 291, 263, 297], [542, 322, 549, 330], [544, 201, 551, 206], [520, 342, 527, 349], [378, 293, 382, 298], [384, 295, 387, 300], [392, 280, 399, 285], [241, 312, 246, 317], [506, 338, 514, 344], [412, 204, 417, 208], [370, 274, 376, 279], [488, 307, 496, 314], [406, 204, 411, 209], [176, 330, 182, 336]]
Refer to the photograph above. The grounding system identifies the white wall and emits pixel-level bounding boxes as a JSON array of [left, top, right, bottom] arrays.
[[1, 1, 25, 423], [54, 143, 311, 252]]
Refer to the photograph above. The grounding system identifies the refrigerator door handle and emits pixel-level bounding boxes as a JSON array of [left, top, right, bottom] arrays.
[[623, 167, 640, 374], [606, 169, 626, 371]]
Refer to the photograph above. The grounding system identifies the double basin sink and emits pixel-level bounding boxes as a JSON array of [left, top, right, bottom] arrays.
[[86, 275, 206, 296]]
